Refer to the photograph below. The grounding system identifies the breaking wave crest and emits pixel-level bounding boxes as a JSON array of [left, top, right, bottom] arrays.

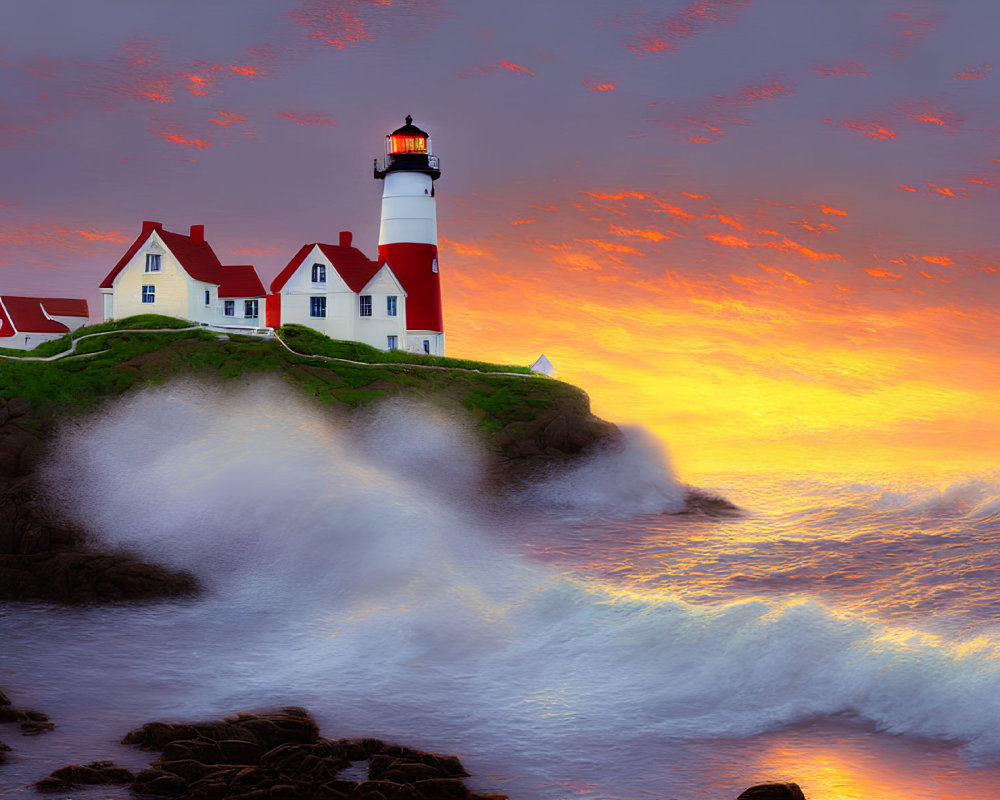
[[28, 380, 1000, 788]]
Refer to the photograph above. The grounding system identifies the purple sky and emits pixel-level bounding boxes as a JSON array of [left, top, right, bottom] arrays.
[[2, 0, 999, 474]]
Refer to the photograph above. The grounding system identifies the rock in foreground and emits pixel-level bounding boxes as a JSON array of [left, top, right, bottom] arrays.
[[40, 707, 507, 799]]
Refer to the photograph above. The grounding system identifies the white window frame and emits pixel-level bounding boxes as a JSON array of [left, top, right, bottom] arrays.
[[311, 263, 326, 283], [145, 254, 161, 272], [386, 295, 397, 317], [244, 299, 258, 318], [423, 339, 430, 354], [359, 295, 372, 317], [310, 296, 327, 318], [204, 289, 210, 306], [141, 285, 155, 304], [224, 300, 235, 316], [387, 335, 397, 350]]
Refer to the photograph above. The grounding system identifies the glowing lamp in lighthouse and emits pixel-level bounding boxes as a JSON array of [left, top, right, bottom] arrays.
[[374, 115, 444, 355]]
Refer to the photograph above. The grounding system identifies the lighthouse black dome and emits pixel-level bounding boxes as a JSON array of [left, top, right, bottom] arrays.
[[390, 115, 429, 138]]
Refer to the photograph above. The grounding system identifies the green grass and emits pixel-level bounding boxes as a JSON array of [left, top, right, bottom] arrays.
[[0, 318, 592, 445], [0, 314, 194, 358], [278, 325, 533, 374]]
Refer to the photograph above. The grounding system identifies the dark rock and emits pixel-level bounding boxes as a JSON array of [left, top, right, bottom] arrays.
[[132, 769, 191, 796], [33, 777, 74, 793], [124, 722, 202, 749], [50, 761, 135, 784], [737, 782, 807, 800], [0, 688, 11, 705], [5, 397, 31, 419], [20, 718, 54, 735]]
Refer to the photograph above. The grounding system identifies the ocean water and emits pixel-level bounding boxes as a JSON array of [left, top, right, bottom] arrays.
[[1, 379, 999, 799]]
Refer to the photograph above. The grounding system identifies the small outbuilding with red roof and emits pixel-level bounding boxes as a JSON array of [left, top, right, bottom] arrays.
[[100, 221, 266, 328], [0, 296, 89, 350]]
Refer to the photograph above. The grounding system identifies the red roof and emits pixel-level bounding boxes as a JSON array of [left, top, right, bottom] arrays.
[[0, 296, 85, 337], [101, 221, 263, 296], [270, 240, 385, 294], [39, 298, 89, 318], [218, 265, 266, 298]]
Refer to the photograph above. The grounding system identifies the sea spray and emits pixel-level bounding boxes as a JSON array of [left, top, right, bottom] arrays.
[[13, 378, 1000, 798]]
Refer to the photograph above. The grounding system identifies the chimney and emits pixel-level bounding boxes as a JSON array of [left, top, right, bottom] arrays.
[[339, 231, 352, 248], [190, 224, 205, 244], [141, 220, 163, 236]]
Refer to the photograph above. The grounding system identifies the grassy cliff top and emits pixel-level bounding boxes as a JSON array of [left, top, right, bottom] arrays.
[[0, 316, 594, 447]]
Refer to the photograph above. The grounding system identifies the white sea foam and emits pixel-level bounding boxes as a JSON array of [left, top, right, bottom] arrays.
[[513, 425, 687, 518], [13, 380, 1000, 797]]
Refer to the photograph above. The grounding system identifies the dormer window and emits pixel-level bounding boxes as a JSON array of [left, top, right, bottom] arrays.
[[145, 254, 161, 272], [311, 263, 326, 283], [359, 295, 372, 317]]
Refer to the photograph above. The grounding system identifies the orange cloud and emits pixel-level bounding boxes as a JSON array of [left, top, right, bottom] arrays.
[[74, 228, 127, 242], [290, 3, 375, 49], [149, 119, 212, 150], [954, 63, 992, 80], [583, 80, 616, 92], [812, 62, 867, 77], [964, 176, 995, 186], [897, 185, 917, 192], [887, 11, 942, 58], [273, 111, 336, 126], [211, 110, 249, 126], [499, 60, 535, 76], [927, 183, 968, 198], [897, 99, 964, 131], [623, 0, 752, 55], [839, 118, 896, 140], [863, 268, 902, 279], [652, 74, 794, 141], [510, 219, 536, 225], [609, 225, 672, 242], [921, 255, 954, 266], [818, 204, 847, 216], [705, 232, 844, 262], [703, 213, 743, 230], [581, 191, 696, 220]]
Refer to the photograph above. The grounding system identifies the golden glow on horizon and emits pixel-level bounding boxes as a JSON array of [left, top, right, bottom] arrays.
[[439, 185, 1000, 479]]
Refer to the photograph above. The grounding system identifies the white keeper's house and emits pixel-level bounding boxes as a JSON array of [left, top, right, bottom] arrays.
[[102, 116, 448, 356], [100, 222, 266, 326]]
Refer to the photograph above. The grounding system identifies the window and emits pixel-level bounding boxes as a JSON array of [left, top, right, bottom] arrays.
[[387, 335, 398, 350], [311, 263, 326, 283], [359, 295, 372, 317], [205, 290, 210, 306], [423, 339, 430, 354], [142, 285, 155, 304], [431, 258, 438, 274], [224, 300, 234, 317], [386, 295, 397, 316], [310, 296, 326, 318], [145, 254, 161, 272], [244, 299, 258, 318]]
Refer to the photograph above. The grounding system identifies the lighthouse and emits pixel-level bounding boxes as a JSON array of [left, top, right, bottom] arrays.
[[374, 115, 444, 355]]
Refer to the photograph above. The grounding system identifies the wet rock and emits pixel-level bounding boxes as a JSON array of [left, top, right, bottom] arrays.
[[35, 761, 135, 791], [116, 709, 507, 800], [737, 782, 807, 800]]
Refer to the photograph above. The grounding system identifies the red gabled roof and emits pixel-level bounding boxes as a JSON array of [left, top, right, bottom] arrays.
[[270, 236, 384, 294], [0, 296, 75, 337], [218, 265, 266, 298], [101, 220, 162, 289], [39, 298, 89, 318], [101, 221, 264, 294]]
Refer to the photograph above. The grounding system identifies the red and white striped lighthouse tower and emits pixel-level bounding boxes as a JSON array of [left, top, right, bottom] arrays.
[[374, 115, 444, 355]]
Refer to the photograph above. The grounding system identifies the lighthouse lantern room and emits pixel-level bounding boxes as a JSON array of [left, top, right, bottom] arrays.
[[375, 115, 444, 355]]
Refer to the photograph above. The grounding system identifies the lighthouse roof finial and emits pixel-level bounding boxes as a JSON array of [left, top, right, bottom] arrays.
[[405, 114, 413, 125]]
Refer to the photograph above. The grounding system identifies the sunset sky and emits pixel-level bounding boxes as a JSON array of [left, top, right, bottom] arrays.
[[2, 0, 998, 478]]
